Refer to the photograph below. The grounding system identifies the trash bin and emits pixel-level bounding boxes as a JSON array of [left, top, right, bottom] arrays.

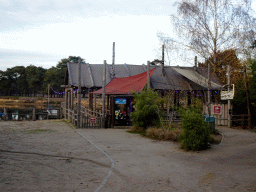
[[203, 115, 215, 133]]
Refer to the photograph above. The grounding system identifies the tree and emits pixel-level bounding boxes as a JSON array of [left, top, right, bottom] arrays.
[[199, 49, 244, 85], [11, 66, 28, 96], [158, 0, 256, 118], [43, 56, 85, 96], [0, 67, 28, 96], [26, 65, 46, 96], [159, 0, 256, 67], [131, 89, 163, 129], [179, 104, 211, 151]]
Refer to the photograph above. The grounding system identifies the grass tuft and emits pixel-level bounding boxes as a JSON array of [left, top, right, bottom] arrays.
[[146, 127, 182, 141]]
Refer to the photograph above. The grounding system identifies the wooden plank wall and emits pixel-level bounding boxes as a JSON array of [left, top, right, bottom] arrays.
[[203, 103, 229, 126]]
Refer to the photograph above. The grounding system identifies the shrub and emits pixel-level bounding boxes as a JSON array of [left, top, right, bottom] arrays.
[[131, 89, 163, 129], [146, 127, 182, 142], [179, 107, 211, 151]]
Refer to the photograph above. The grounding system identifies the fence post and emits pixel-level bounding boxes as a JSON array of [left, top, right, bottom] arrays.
[[32, 107, 36, 121]]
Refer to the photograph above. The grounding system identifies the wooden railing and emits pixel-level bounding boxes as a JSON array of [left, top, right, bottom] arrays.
[[61, 102, 110, 128]]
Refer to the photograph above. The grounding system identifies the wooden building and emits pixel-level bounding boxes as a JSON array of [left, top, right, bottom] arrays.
[[63, 62, 223, 128]]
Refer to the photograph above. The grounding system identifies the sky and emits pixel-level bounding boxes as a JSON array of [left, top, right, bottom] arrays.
[[0, 0, 256, 71]]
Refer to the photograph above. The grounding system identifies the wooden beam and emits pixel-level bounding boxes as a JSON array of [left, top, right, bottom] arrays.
[[77, 59, 81, 128], [102, 60, 106, 128], [87, 63, 95, 87], [147, 61, 150, 90]]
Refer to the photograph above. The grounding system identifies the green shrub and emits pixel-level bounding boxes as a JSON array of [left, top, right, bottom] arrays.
[[179, 106, 211, 151], [131, 89, 163, 129]]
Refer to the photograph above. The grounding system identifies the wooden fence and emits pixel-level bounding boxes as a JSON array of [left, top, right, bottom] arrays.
[[203, 103, 229, 126], [61, 102, 109, 128]]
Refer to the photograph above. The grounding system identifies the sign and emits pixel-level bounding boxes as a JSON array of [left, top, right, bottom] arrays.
[[90, 117, 96, 123], [213, 105, 222, 115], [221, 91, 234, 100], [221, 84, 235, 100], [115, 98, 127, 104]]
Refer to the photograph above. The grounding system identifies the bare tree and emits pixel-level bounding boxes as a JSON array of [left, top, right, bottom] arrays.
[[159, 0, 255, 66], [158, 0, 256, 116]]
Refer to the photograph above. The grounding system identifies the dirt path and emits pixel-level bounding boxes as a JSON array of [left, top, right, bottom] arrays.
[[0, 120, 256, 192]]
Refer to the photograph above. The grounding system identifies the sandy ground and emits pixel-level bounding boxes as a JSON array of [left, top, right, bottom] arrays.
[[0, 120, 256, 192]]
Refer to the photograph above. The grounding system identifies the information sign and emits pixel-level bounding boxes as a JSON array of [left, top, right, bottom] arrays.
[[90, 117, 96, 123], [213, 105, 222, 115]]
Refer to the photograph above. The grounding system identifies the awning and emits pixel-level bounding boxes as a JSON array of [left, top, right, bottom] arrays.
[[172, 67, 223, 90], [92, 68, 155, 95]]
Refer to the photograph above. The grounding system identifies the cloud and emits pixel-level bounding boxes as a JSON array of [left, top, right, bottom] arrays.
[[0, 48, 66, 70], [0, 14, 173, 65]]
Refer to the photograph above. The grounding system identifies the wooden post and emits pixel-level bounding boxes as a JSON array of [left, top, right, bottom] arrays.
[[48, 84, 50, 108], [77, 59, 81, 128], [167, 91, 170, 120], [207, 61, 211, 122], [194, 56, 197, 70], [32, 108, 36, 121], [227, 65, 231, 128], [107, 95, 109, 111], [243, 64, 251, 129], [162, 44, 164, 66], [112, 42, 115, 78], [102, 60, 106, 128], [93, 93, 96, 112], [89, 92, 93, 111], [4, 108, 7, 120], [147, 61, 150, 90], [162, 44, 164, 74]]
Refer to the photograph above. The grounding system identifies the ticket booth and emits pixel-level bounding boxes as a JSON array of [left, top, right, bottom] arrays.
[[110, 95, 134, 127]]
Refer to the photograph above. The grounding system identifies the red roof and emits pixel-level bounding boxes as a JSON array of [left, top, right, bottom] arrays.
[[92, 68, 155, 95]]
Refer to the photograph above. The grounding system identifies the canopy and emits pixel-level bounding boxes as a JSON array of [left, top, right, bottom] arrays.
[[92, 68, 155, 95], [172, 67, 223, 90]]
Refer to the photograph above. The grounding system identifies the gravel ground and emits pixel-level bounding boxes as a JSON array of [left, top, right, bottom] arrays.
[[0, 120, 255, 192]]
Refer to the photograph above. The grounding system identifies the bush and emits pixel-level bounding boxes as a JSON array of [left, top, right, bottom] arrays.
[[179, 107, 211, 151], [146, 127, 182, 142], [131, 89, 163, 129]]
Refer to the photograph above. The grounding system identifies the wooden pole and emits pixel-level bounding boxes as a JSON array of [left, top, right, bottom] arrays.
[[243, 64, 251, 129], [207, 61, 211, 118], [162, 44, 164, 75], [32, 107, 36, 121], [48, 84, 50, 108], [112, 42, 115, 78], [227, 65, 231, 128], [77, 59, 81, 128], [162, 44, 164, 66], [4, 108, 7, 120], [147, 61, 150, 90], [102, 60, 106, 128], [93, 93, 96, 111], [194, 56, 197, 70]]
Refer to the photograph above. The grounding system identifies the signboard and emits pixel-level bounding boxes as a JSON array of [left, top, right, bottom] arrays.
[[221, 84, 235, 100], [90, 117, 96, 123], [213, 105, 222, 115], [115, 98, 127, 104], [221, 91, 234, 100]]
